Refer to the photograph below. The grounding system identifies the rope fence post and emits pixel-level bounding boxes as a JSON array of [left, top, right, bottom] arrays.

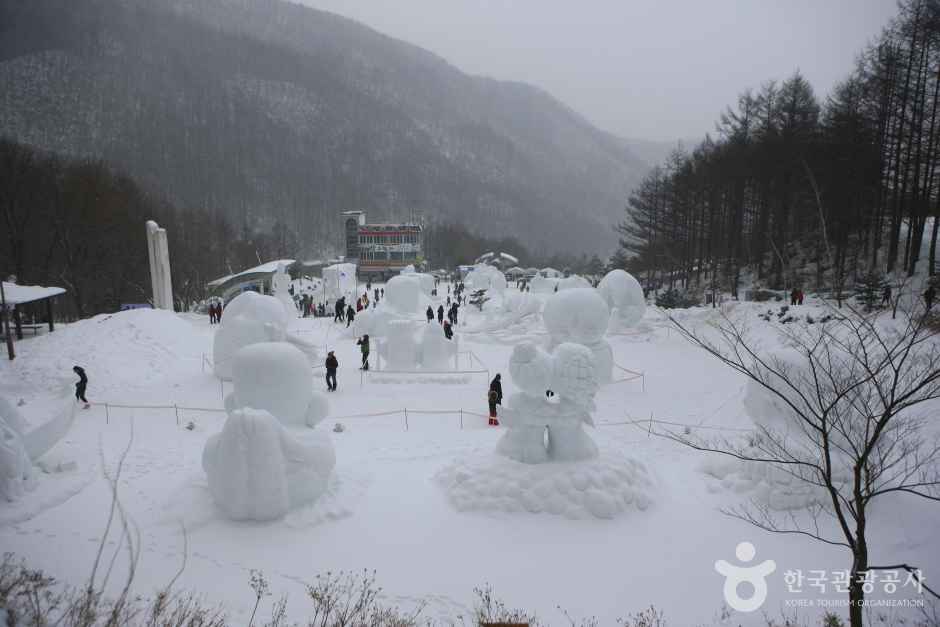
[[105, 403, 110, 425], [201, 353, 205, 373], [404, 408, 409, 431], [459, 408, 463, 429], [174, 404, 180, 426]]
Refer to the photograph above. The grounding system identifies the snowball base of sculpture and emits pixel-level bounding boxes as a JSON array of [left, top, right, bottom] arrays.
[[436, 452, 654, 520], [202, 408, 335, 521]]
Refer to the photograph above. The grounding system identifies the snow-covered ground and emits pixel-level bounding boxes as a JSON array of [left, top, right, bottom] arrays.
[[0, 288, 937, 625]]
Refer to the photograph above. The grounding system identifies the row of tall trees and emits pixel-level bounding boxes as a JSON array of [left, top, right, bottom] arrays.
[[617, 0, 940, 296], [0, 138, 297, 317]]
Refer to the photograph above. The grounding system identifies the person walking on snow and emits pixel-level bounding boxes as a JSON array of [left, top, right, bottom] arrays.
[[73, 365, 90, 409], [487, 373, 502, 426], [925, 285, 936, 312], [882, 285, 892, 306], [346, 304, 356, 328], [443, 319, 453, 340], [357, 334, 370, 370], [437, 304, 444, 325], [489, 373, 502, 406], [325, 351, 338, 392], [426, 305, 434, 323]]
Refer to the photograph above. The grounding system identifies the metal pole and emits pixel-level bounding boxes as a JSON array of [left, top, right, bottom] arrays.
[[0, 281, 13, 360]]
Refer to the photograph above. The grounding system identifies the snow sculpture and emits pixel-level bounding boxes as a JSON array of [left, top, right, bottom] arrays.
[[556, 275, 592, 291], [272, 262, 296, 317], [322, 263, 357, 301], [202, 408, 335, 521], [146, 221, 173, 311], [379, 320, 419, 370], [419, 324, 457, 370], [348, 308, 391, 339], [224, 343, 329, 428], [598, 270, 646, 331], [497, 342, 599, 464], [212, 291, 317, 380], [464, 265, 507, 294], [204, 343, 335, 521], [528, 274, 558, 294], [384, 275, 422, 314], [543, 288, 613, 383], [0, 394, 77, 501]]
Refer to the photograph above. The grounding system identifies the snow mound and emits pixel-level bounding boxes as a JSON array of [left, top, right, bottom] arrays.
[[202, 408, 336, 522], [437, 453, 654, 519], [598, 270, 646, 330], [1, 309, 205, 396], [700, 452, 847, 511], [224, 342, 329, 428]]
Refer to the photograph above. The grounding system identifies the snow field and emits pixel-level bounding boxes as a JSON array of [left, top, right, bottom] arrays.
[[0, 288, 937, 625]]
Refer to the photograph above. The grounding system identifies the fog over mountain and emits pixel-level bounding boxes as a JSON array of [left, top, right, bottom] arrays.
[[0, 0, 657, 255]]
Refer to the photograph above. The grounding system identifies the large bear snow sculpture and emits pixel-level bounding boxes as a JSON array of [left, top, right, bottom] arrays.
[[213, 291, 318, 380], [0, 394, 76, 501], [204, 343, 335, 521], [497, 342, 600, 464], [597, 270, 646, 331], [224, 342, 329, 428], [543, 288, 613, 383]]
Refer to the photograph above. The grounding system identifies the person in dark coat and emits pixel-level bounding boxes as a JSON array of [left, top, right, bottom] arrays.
[[443, 320, 453, 340], [73, 365, 90, 408], [880, 285, 891, 306], [487, 376, 501, 426], [357, 335, 370, 370], [790, 288, 798, 306], [437, 304, 444, 325], [426, 306, 434, 323], [325, 351, 338, 391], [489, 374, 503, 405], [346, 305, 356, 328], [925, 285, 936, 312]]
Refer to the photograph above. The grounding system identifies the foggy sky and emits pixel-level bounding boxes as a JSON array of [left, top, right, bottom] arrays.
[[298, 0, 897, 142]]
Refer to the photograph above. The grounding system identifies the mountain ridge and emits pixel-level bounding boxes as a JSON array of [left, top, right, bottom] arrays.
[[0, 0, 648, 255]]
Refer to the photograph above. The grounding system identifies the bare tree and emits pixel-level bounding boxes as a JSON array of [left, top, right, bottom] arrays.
[[664, 302, 940, 627]]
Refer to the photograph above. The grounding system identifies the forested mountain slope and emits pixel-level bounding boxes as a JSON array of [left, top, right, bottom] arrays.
[[0, 0, 647, 254]]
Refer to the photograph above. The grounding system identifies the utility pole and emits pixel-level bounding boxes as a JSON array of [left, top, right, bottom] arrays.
[[1, 278, 14, 360]]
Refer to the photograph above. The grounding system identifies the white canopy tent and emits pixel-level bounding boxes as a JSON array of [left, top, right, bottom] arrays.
[[1, 281, 67, 358]]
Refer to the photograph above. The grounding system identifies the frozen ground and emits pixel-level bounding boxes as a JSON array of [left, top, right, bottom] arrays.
[[0, 288, 937, 625]]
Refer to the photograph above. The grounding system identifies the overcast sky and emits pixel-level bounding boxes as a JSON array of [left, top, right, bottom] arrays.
[[298, 0, 897, 142]]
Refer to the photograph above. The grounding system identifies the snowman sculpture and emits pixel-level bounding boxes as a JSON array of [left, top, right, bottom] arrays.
[[543, 287, 613, 383], [497, 342, 599, 464], [203, 342, 334, 521]]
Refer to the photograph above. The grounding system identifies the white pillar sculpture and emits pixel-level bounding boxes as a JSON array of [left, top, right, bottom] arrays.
[[146, 220, 173, 310]]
